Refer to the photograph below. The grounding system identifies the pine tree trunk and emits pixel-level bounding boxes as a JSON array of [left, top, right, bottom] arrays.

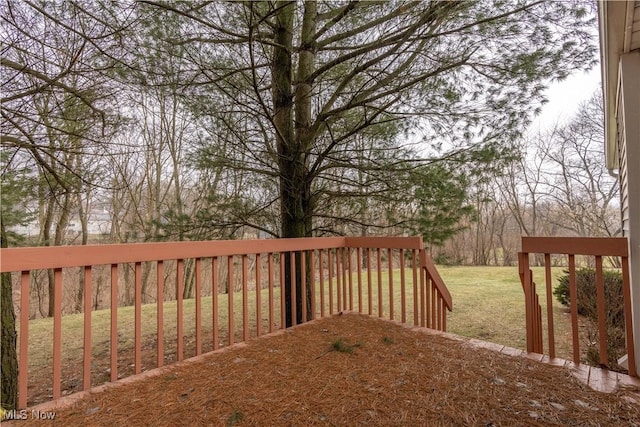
[[272, 1, 297, 327], [273, 1, 317, 326]]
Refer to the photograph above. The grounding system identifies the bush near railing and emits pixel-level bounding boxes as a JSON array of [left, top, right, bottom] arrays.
[[553, 268, 626, 371]]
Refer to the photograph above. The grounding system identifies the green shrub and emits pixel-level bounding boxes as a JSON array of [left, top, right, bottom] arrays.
[[553, 268, 626, 370], [553, 268, 624, 326]]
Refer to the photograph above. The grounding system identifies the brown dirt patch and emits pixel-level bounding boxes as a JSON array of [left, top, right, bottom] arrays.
[[16, 313, 640, 426]]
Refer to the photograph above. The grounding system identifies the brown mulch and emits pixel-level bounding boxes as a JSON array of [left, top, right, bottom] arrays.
[[16, 313, 640, 426]]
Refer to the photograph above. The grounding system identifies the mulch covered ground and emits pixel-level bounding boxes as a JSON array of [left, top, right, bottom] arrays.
[[15, 313, 640, 426]]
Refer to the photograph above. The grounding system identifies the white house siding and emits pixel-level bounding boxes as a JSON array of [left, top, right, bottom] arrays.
[[617, 80, 629, 235], [632, 3, 640, 51], [600, 0, 640, 375], [617, 51, 640, 375]]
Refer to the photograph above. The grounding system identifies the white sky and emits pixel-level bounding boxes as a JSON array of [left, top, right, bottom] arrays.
[[528, 66, 601, 134]]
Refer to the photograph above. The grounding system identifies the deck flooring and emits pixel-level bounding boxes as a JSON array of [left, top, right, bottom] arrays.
[[6, 313, 640, 426]]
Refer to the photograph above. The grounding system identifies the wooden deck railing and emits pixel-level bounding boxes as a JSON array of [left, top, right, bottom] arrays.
[[0, 236, 451, 409], [518, 237, 636, 377]]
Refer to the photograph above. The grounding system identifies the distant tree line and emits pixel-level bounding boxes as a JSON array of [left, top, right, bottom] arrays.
[[441, 95, 619, 266]]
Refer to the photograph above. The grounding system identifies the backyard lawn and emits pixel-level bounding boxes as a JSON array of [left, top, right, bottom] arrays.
[[440, 266, 569, 355]]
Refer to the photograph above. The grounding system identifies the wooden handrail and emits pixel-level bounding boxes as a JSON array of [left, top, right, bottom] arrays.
[[0, 236, 454, 409], [0, 235, 429, 274], [0, 237, 347, 272], [521, 236, 628, 257], [518, 236, 636, 378], [345, 236, 424, 250], [420, 250, 452, 311]]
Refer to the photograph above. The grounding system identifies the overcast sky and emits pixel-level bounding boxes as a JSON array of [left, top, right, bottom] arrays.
[[528, 66, 601, 134]]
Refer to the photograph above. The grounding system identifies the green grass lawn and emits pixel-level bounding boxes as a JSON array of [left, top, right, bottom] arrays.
[[17, 265, 573, 405], [439, 266, 569, 353]]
